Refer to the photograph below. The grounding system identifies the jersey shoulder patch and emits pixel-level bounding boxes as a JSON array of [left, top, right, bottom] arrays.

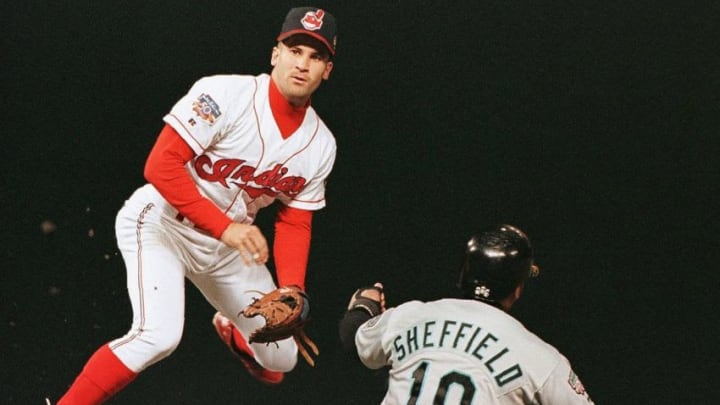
[[192, 93, 222, 126], [187, 74, 259, 127], [568, 370, 592, 401]]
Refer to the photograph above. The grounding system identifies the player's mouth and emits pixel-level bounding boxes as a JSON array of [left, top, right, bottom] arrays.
[[290, 75, 308, 84]]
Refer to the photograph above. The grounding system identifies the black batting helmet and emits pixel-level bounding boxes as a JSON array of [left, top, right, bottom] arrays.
[[457, 224, 540, 303]]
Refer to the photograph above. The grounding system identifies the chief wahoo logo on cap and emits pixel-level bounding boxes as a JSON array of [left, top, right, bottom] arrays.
[[301, 9, 325, 31]]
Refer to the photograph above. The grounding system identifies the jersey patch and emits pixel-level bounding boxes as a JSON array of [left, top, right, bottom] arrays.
[[568, 370, 587, 395], [364, 316, 380, 328], [192, 93, 222, 125]]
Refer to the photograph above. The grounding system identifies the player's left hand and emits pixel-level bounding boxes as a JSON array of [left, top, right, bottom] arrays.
[[347, 282, 386, 317]]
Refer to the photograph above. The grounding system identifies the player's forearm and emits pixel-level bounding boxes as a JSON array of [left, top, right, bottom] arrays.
[[273, 206, 312, 289], [338, 310, 372, 352]]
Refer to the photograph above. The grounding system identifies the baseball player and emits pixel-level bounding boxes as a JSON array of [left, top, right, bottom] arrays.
[[55, 7, 338, 404], [339, 225, 595, 404]]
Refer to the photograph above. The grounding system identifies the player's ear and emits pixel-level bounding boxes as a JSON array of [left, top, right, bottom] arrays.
[[513, 283, 525, 301], [322, 61, 334, 80], [271, 46, 279, 67], [499, 283, 524, 312]]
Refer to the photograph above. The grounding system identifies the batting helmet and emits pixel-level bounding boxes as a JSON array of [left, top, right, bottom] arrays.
[[457, 224, 540, 304]]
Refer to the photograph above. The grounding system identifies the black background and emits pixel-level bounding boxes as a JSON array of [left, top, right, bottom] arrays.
[[3, 1, 718, 404]]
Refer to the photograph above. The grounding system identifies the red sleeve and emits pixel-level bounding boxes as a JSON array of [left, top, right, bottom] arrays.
[[144, 124, 232, 239], [273, 205, 313, 291]]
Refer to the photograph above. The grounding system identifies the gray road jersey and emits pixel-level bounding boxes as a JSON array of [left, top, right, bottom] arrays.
[[355, 298, 594, 404]]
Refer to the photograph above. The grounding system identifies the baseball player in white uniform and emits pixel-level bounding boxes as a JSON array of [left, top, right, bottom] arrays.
[[56, 7, 338, 404], [339, 225, 594, 404]]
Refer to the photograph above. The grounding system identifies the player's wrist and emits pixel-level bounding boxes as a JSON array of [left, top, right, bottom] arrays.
[[349, 303, 381, 318]]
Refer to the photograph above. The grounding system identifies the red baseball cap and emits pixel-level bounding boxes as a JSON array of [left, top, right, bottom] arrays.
[[277, 7, 337, 56]]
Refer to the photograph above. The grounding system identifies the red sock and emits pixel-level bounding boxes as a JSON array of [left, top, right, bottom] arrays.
[[58, 344, 137, 405]]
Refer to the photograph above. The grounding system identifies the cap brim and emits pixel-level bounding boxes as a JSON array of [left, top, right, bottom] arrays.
[[277, 30, 335, 55]]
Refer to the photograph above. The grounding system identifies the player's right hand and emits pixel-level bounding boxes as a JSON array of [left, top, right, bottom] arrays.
[[220, 223, 269, 265]]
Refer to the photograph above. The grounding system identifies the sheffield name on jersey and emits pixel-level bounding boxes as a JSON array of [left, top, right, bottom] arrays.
[[356, 299, 593, 404]]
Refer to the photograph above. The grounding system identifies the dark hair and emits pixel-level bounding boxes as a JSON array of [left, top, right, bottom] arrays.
[[281, 34, 332, 60]]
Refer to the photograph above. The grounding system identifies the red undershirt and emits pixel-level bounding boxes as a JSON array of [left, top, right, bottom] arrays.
[[143, 77, 313, 290]]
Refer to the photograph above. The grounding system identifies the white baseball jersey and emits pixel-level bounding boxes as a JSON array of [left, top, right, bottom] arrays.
[[163, 73, 336, 224], [356, 298, 594, 404]]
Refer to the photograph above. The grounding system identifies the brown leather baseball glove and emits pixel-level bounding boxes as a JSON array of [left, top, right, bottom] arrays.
[[240, 285, 319, 366]]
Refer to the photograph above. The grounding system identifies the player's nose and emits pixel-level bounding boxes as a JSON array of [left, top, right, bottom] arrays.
[[295, 55, 310, 70]]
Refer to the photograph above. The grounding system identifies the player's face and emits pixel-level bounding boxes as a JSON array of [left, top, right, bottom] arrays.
[[271, 42, 333, 107]]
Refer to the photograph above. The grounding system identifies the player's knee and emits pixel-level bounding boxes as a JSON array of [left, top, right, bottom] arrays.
[[262, 354, 297, 372], [153, 335, 182, 360], [113, 326, 183, 372], [136, 327, 183, 363], [254, 340, 298, 371]]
